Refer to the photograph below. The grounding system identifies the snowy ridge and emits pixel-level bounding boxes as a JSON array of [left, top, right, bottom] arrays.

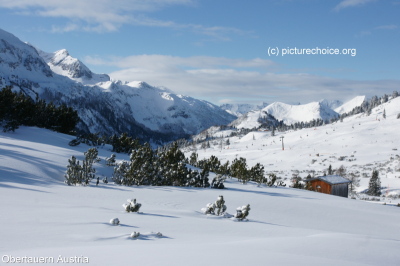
[[220, 102, 268, 117], [335, 96, 366, 114], [0, 28, 235, 140], [228, 101, 339, 129], [262, 102, 339, 125]]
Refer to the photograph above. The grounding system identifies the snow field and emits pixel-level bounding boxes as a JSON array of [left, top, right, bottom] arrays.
[[1, 126, 400, 265]]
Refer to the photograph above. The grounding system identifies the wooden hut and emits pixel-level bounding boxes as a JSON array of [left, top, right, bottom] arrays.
[[305, 175, 350, 198]]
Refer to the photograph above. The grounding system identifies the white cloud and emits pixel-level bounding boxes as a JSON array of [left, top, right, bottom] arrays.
[[374, 24, 398, 30], [334, 0, 376, 11], [0, 0, 249, 38], [85, 54, 400, 104]]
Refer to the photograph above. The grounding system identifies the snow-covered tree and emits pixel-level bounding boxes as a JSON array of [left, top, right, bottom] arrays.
[[106, 154, 116, 166], [113, 161, 130, 185], [230, 157, 248, 183], [202, 195, 227, 216], [189, 152, 198, 166], [82, 148, 100, 182], [214, 195, 227, 216], [202, 202, 216, 215], [234, 204, 251, 221], [110, 218, 120, 225], [250, 163, 265, 185], [130, 232, 140, 238], [123, 199, 142, 213], [211, 174, 226, 189], [64, 156, 83, 185], [266, 173, 277, 187]]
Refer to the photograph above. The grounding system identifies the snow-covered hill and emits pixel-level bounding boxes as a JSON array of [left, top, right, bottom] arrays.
[[187, 96, 400, 198], [1, 126, 400, 265], [228, 101, 339, 129], [262, 101, 339, 125], [0, 28, 235, 141]]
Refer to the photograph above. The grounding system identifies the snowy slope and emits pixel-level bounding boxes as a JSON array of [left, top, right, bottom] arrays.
[[189, 96, 400, 198], [0, 28, 235, 140], [1, 127, 400, 265], [335, 96, 366, 114]]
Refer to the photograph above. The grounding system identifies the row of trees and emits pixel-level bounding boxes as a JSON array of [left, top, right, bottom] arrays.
[[66, 145, 382, 199], [65, 144, 211, 187], [189, 152, 284, 186], [65, 141, 287, 189], [0, 86, 79, 134]]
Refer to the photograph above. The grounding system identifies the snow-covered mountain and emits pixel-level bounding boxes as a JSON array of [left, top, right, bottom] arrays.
[[220, 102, 268, 117], [228, 101, 339, 129], [319, 99, 343, 110], [0, 28, 235, 141], [37, 48, 111, 85]]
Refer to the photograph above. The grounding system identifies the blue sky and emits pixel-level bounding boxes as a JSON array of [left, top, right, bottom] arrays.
[[0, 0, 399, 105]]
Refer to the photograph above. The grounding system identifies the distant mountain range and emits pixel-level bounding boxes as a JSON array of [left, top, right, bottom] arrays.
[[0, 28, 366, 142], [0, 28, 235, 142], [220, 102, 269, 117], [228, 98, 364, 129]]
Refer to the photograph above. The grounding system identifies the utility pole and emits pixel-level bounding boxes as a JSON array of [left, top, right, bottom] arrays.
[[280, 136, 284, 150]]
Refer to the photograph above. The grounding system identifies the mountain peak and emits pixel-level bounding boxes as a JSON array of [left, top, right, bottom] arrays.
[[36, 47, 110, 85]]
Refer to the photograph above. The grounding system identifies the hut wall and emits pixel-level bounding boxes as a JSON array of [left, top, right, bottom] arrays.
[[331, 183, 349, 198], [310, 180, 331, 195]]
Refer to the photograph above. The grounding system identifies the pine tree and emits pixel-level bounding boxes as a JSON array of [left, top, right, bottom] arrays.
[[250, 163, 265, 185], [113, 161, 130, 185], [266, 173, 277, 187], [230, 157, 248, 184], [64, 156, 83, 185], [106, 154, 116, 166], [82, 148, 100, 182], [368, 170, 381, 196], [327, 165, 333, 175], [189, 152, 198, 166]]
